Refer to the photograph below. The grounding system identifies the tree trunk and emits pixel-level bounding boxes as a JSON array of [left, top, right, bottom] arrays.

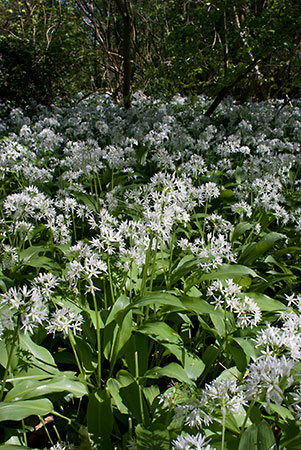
[[114, 0, 132, 108]]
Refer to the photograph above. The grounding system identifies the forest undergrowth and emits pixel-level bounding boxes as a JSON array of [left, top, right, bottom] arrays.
[[0, 93, 300, 450]]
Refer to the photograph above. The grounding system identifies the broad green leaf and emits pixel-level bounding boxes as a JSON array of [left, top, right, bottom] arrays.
[[19, 246, 47, 262], [239, 232, 286, 265], [181, 295, 217, 315], [124, 334, 149, 376], [135, 145, 149, 165], [74, 336, 97, 372], [279, 421, 301, 450], [19, 334, 56, 367], [228, 342, 247, 373], [231, 222, 253, 242], [108, 309, 133, 368], [117, 371, 149, 423], [142, 385, 160, 407], [133, 292, 184, 310], [135, 424, 170, 450], [225, 412, 240, 433], [233, 338, 257, 364], [0, 446, 31, 450], [106, 377, 129, 414], [19, 246, 59, 270], [199, 264, 259, 281], [144, 363, 194, 385], [170, 255, 198, 285], [105, 295, 131, 326], [5, 376, 87, 402], [238, 421, 276, 450], [138, 321, 180, 345], [184, 264, 259, 291], [18, 333, 59, 376], [183, 351, 205, 380], [0, 399, 53, 421], [202, 344, 220, 367], [264, 403, 294, 421], [210, 313, 226, 337], [87, 390, 113, 450], [240, 292, 286, 311]]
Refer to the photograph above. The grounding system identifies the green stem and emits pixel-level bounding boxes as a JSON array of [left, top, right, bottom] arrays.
[[141, 236, 153, 296], [239, 399, 256, 438], [91, 287, 102, 387], [202, 199, 209, 235], [68, 331, 86, 386], [107, 253, 115, 304], [53, 424, 62, 443], [21, 420, 27, 446], [39, 416, 54, 446], [103, 277, 108, 309], [71, 211, 77, 242], [135, 351, 145, 425], [221, 408, 226, 450], [93, 173, 98, 201], [96, 172, 103, 194], [149, 238, 158, 292], [129, 261, 133, 301]]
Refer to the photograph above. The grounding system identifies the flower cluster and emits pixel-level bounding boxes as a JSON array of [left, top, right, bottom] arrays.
[[207, 279, 262, 328]]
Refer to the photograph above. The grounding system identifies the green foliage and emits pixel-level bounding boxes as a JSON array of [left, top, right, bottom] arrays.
[[0, 95, 300, 448]]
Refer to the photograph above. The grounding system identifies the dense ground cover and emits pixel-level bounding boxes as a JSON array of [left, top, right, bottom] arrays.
[[0, 94, 300, 450]]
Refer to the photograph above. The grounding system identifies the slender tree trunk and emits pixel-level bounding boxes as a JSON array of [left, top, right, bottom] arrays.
[[114, 0, 132, 108], [205, 57, 262, 117]]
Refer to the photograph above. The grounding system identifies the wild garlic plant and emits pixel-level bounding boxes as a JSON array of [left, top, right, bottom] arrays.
[[0, 93, 300, 450]]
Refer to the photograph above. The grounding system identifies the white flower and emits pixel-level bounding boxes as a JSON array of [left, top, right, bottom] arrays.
[[172, 433, 215, 450], [244, 355, 295, 407], [202, 378, 247, 416], [46, 307, 83, 338], [231, 201, 252, 218]]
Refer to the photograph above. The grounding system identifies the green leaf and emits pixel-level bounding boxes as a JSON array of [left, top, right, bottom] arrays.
[[138, 321, 180, 345], [0, 446, 31, 450], [74, 336, 97, 372], [183, 351, 205, 380], [240, 292, 286, 311], [138, 321, 205, 379], [0, 399, 53, 421], [264, 403, 294, 421], [117, 371, 149, 423], [135, 424, 170, 450], [105, 295, 131, 326], [18, 333, 59, 376], [133, 292, 184, 310], [184, 264, 259, 291], [279, 421, 301, 450], [19, 246, 59, 271], [19, 246, 47, 262], [142, 385, 160, 408], [5, 376, 87, 402], [106, 377, 129, 415], [238, 421, 276, 450], [181, 296, 216, 315], [233, 338, 257, 364], [239, 232, 286, 265], [19, 334, 57, 367], [107, 309, 133, 369], [87, 390, 113, 450], [124, 334, 149, 376], [144, 363, 194, 385], [231, 222, 253, 242], [199, 264, 259, 281], [228, 342, 247, 373], [170, 255, 198, 285]]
